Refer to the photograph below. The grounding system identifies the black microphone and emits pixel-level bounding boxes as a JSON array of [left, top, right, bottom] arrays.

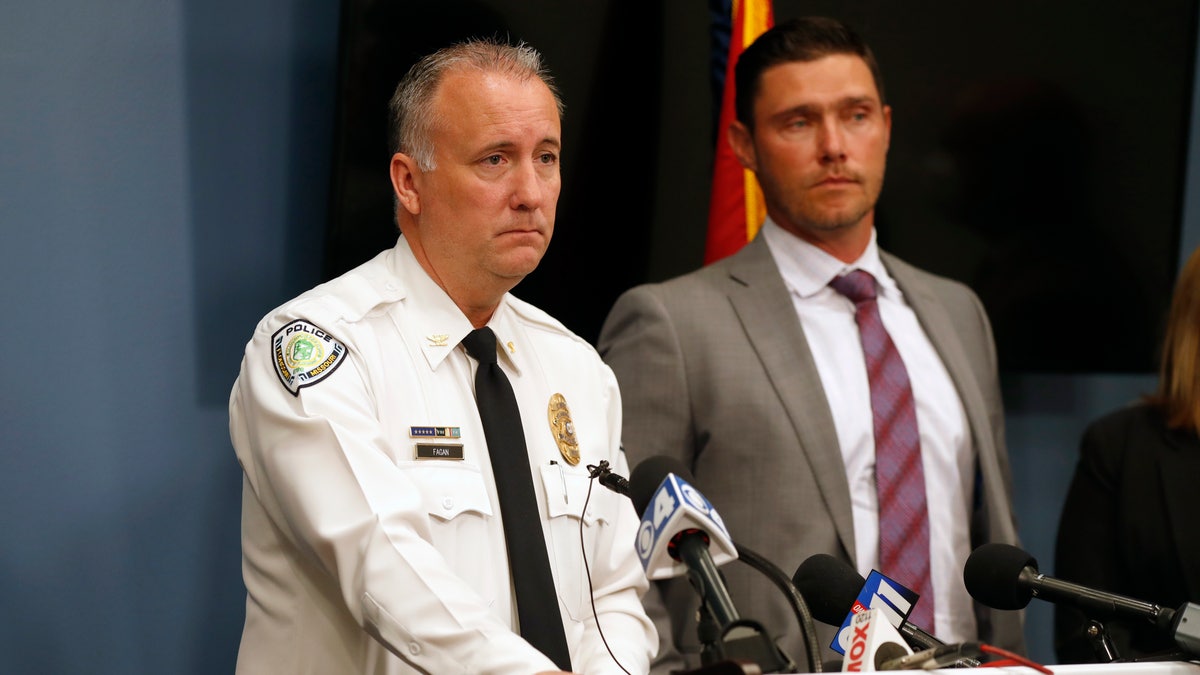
[[591, 459, 820, 673], [587, 460, 630, 497], [629, 456, 741, 628], [964, 543, 1176, 630], [629, 455, 798, 672], [793, 553, 944, 652]]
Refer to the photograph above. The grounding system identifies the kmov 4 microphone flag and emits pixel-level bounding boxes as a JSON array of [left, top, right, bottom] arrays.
[[635, 471, 737, 579]]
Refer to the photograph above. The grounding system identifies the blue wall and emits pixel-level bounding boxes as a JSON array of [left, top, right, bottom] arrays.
[[0, 2, 1195, 672], [0, 2, 337, 672]]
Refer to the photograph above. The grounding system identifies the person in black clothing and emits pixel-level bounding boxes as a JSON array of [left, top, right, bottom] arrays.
[[1054, 245, 1200, 663]]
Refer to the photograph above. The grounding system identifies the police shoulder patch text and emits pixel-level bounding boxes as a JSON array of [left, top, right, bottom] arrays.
[[271, 319, 347, 396]]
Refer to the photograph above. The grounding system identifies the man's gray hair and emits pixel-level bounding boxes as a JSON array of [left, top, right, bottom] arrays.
[[388, 38, 564, 171]]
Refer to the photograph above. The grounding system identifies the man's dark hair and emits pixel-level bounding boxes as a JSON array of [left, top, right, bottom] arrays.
[[734, 16, 885, 132]]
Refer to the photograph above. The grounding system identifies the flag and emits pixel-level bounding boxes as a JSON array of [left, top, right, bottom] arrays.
[[705, 0, 773, 264]]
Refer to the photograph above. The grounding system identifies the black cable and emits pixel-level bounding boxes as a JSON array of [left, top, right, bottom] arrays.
[[733, 543, 822, 673], [580, 472, 633, 675]]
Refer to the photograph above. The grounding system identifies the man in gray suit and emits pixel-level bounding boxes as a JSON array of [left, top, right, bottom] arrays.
[[598, 16, 1023, 670]]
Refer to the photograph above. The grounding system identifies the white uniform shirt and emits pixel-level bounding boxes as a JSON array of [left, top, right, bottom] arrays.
[[762, 219, 978, 643], [229, 236, 655, 674]]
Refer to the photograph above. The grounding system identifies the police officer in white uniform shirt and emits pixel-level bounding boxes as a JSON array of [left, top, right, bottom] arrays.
[[228, 39, 656, 675]]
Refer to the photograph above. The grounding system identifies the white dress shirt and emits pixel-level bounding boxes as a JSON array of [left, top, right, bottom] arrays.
[[229, 235, 655, 674], [762, 219, 978, 643]]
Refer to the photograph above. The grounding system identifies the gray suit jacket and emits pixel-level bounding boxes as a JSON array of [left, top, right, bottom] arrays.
[[598, 235, 1024, 671]]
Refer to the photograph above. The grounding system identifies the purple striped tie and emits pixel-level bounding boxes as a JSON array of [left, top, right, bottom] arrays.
[[830, 269, 935, 629]]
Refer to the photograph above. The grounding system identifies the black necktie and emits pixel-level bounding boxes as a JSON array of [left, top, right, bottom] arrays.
[[461, 327, 572, 671]]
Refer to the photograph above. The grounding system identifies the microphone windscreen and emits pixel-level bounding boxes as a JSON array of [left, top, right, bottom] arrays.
[[792, 553, 866, 626], [629, 455, 694, 515], [963, 542, 1038, 610]]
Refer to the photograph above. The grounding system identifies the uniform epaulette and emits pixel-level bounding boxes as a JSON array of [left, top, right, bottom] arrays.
[[265, 252, 406, 330], [506, 293, 595, 352]]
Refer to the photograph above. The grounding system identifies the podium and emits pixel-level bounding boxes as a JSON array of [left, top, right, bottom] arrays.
[[942, 664, 1200, 675], [686, 658, 1200, 674], [841, 661, 1198, 674]]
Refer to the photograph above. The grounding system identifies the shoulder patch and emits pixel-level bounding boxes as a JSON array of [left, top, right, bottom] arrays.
[[271, 319, 347, 396]]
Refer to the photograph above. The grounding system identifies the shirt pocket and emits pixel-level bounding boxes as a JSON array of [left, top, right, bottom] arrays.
[[540, 463, 612, 621], [395, 461, 496, 574]]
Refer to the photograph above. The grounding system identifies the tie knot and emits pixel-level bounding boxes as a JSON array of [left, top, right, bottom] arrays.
[[462, 327, 498, 364], [829, 269, 878, 304]]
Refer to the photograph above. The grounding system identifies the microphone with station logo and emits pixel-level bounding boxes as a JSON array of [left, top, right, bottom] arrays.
[[839, 608, 912, 671], [629, 456, 738, 593], [588, 458, 821, 672], [629, 455, 796, 672], [793, 553, 944, 654]]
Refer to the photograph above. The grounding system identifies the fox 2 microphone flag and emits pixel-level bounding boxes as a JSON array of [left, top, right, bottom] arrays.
[[705, 0, 774, 264]]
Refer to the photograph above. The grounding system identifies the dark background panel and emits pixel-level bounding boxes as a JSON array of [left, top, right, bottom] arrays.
[[329, 0, 1196, 372]]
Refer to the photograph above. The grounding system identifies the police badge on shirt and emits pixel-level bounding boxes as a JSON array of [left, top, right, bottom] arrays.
[[272, 319, 346, 395]]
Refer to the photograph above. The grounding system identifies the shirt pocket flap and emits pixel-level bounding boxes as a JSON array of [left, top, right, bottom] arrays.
[[540, 464, 609, 526], [399, 461, 494, 522]]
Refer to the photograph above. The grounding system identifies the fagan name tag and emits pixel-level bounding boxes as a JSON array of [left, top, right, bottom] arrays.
[[414, 443, 464, 460]]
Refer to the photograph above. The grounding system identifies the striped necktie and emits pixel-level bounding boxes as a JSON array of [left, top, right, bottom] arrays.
[[830, 270, 935, 629]]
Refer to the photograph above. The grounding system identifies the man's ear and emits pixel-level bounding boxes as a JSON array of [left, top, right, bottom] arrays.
[[727, 120, 758, 172], [390, 152, 422, 215]]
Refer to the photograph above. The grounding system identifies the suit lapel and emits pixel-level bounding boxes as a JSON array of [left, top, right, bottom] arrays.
[[882, 252, 1017, 544], [882, 254, 983, 434], [724, 238, 857, 559]]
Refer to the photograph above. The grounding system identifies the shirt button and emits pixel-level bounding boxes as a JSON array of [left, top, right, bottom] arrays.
[[442, 497, 454, 510], [409, 642, 421, 655]]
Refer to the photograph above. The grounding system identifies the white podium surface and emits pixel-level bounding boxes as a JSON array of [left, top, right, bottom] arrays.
[[916, 658, 1200, 667], [788, 660, 1200, 674], [942, 663, 1200, 675]]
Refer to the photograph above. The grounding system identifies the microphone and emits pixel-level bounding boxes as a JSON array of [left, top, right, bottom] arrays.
[[964, 543, 1176, 629], [839, 609, 991, 671], [590, 459, 820, 672], [629, 456, 739, 624], [840, 608, 913, 671], [793, 554, 943, 653], [877, 642, 984, 670], [588, 457, 632, 497], [628, 456, 798, 672]]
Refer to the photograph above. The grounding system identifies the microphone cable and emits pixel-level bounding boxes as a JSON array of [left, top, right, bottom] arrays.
[[977, 643, 1052, 673], [579, 464, 634, 675], [732, 543, 822, 672], [880, 641, 1051, 672]]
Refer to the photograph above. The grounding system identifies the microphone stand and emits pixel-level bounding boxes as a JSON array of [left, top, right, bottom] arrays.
[[690, 591, 794, 673], [1083, 619, 1119, 663]]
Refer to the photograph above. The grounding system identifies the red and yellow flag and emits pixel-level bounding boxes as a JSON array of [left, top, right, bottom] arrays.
[[705, 0, 774, 264]]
